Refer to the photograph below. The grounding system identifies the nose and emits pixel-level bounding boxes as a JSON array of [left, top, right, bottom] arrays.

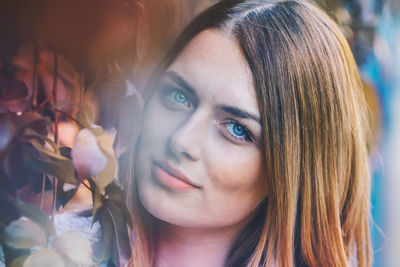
[[168, 110, 206, 162]]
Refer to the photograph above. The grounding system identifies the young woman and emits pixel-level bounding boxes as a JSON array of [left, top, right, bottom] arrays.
[[123, 0, 372, 266]]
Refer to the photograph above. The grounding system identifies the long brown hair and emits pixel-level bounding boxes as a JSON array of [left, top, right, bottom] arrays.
[[126, 0, 372, 266]]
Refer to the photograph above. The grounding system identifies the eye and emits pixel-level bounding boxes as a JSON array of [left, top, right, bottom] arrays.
[[220, 120, 253, 143], [173, 91, 188, 104], [160, 86, 193, 109]]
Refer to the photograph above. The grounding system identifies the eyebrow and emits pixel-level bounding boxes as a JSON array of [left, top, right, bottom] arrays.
[[217, 105, 261, 124], [165, 71, 261, 124], [165, 71, 197, 97]]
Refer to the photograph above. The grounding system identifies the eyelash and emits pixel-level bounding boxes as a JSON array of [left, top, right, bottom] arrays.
[[220, 120, 253, 143], [161, 86, 193, 109], [160, 86, 254, 144]]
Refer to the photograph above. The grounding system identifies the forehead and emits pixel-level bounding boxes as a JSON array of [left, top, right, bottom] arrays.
[[168, 29, 259, 114]]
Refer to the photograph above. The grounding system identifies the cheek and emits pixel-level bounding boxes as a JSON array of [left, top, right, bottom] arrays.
[[200, 146, 266, 226], [205, 140, 266, 191]]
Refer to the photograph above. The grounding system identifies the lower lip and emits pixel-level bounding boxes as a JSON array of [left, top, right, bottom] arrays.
[[152, 164, 197, 191]]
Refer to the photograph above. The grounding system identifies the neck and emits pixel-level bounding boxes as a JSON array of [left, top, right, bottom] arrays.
[[154, 222, 244, 267]]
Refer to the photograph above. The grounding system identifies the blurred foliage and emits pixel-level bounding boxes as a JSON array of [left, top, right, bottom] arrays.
[[0, 0, 218, 265], [0, 91, 134, 266], [316, 0, 384, 65], [5, 0, 387, 266], [0, 40, 135, 267]]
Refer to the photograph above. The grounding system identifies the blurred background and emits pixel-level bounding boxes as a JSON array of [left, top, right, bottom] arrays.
[[0, 0, 399, 265]]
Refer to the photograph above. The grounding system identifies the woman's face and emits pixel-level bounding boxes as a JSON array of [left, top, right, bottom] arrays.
[[135, 29, 267, 229]]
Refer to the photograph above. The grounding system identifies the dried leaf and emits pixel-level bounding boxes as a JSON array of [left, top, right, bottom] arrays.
[[105, 181, 132, 228], [96, 207, 112, 264], [22, 248, 65, 267], [53, 231, 93, 266], [23, 128, 59, 154], [75, 112, 103, 136], [22, 140, 77, 185], [54, 147, 79, 210], [56, 181, 78, 210], [75, 111, 91, 129], [2, 218, 46, 249], [14, 112, 49, 137], [88, 177, 103, 223], [102, 201, 131, 267]]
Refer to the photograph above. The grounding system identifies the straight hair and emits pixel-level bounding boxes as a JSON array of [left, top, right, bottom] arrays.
[[126, 1, 372, 266]]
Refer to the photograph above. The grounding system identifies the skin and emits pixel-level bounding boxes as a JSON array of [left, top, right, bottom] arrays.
[[135, 29, 268, 267]]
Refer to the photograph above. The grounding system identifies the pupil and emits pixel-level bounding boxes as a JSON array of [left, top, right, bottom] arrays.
[[233, 124, 244, 136], [175, 92, 186, 103]]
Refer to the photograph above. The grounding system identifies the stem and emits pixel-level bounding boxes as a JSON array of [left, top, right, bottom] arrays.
[[32, 43, 39, 108], [39, 174, 46, 211], [51, 108, 84, 128], [51, 177, 57, 222], [37, 96, 53, 110], [52, 52, 59, 145], [81, 73, 86, 104], [51, 52, 59, 222], [82, 180, 92, 192]]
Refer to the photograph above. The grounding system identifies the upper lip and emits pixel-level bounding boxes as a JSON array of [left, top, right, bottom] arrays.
[[152, 159, 201, 188]]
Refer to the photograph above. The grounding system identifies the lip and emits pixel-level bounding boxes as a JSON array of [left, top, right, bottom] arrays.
[[151, 160, 201, 191]]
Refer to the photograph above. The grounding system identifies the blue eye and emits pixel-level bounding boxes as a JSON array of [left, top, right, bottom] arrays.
[[224, 121, 252, 142], [174, 91, 188, 104], [228, 122, 245, 136], [161, 86, 193, 109]]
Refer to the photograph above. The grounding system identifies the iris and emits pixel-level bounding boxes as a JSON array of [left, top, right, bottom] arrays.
[[232, 123, 245, 136], [174, 92, 187, 104]]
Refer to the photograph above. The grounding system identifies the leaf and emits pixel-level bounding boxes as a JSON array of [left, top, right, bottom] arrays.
[[22, 140, 78, 185], [75, 111, 103, 136], [55, 146, 78, 211], [16, 202, 56, 237], [14, 112, 49, 137], [75, 111, 91, 129], [102, 200, 131, 267], [22, 248, 65, 267], [105, 181, 132, 228], [96, 208, 112, 264], [56, 181, 78, 210], [53, 231, 93, 266], [23, 128, 59, 154], [2, 218, 47, 249], [59, 146, 72, 158], [87, 177, 103, 223]]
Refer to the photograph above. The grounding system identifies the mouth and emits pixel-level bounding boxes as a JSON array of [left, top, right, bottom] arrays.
[[151, 160, 201, 191]]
